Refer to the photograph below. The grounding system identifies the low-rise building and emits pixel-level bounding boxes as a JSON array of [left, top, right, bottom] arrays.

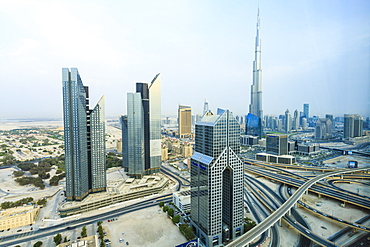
[[255, 153, 295, 164], [0, 205, 39, 230], [172, 190, 190, 213], [297, 143, 320, 155], [58, 235, 99, 247]]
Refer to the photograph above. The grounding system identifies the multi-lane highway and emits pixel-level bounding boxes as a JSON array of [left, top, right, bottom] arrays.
[[226, 166, 369, 247]]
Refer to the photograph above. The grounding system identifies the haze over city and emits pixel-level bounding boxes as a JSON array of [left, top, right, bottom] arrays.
[[0, 0, 369, 119]]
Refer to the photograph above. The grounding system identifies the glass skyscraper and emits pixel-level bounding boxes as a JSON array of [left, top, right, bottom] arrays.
[[191, 109, 243, 247], [122, 74, 161, 178], [62, 68, 106, 201]]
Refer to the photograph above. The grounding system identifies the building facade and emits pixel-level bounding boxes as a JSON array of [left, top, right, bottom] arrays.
[[191, 109, 243, 247], [315, 118, 332, 139], [344, 114, 363, 139], [62, 68, 106, 201], [122, 74, 161, 178], [178, 105, 192, 138], [266, 134, 288, 156]]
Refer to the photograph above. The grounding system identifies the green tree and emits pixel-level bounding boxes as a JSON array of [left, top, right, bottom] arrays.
[[159, 201, 164, 207], [81, 226, 87, 238], [167, 208, 174, 217], [163, 205, 168, 212], [37, 198, 47, 206], [33, 241, 43, 247], [54, 233, 62, 245], [172, 215, 180, 224], [49, 176, 60, 186], [64, 236, 68, 242], [13, 171, 24, 177]]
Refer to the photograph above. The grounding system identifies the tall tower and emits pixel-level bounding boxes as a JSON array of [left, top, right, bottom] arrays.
[[303, 103, 309, 119], [62, 68, 106, 201], [203, 99, 209, 115], [249, 9, 263, 120], [178, 105, 192, 138], [284, 109, 291, 133], [191, 109, 244, 246], [122, 74, 161, 178]]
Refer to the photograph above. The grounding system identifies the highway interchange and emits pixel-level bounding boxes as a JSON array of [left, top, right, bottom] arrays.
[[1, 161, 369, 247]]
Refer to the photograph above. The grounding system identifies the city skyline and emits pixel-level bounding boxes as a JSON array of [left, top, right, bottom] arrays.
[[1, 1, 369, 119]]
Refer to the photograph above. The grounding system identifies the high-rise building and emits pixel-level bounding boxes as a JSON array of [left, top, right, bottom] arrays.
[[344, 114, 363, 139], [292, 109, 299, 131], [266, 134, 288, 155], [284, 109, 291, 133], [203, 99, 209, 116], [354, 114, 364, 137], [303, 103, 309, 119], [122, 74, 161, 178], [325, 114, 334, 128], [245, 113, 262, 137], [249, 10, 263, 120], [62, 68, 106, 201], [315, 118, 332, 139], [178, 105, 192, 138], [191, 109, 243, 246]]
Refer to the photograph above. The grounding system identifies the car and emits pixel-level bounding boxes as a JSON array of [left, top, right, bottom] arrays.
[[338, 219, 343, 222], [0, 230, 4, 232], [77, 237, 81, 239], [108, 220, 110, 222], [30, 227, 33, 230], [17, 229, 22, 232], [119, 238, 124, 243], [7, 229, 10, 231]]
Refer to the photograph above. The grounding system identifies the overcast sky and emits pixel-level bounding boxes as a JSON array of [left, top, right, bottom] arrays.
[[0, 0, 369, 120]]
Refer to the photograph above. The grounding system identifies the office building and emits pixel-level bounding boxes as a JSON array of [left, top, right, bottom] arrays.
[[266, 134, 288, 156], [292, 109, 299, 131], [315, 118, 332, 139], [122, 74, 161, 178], [325, 114, 334, 128], [344, 114, 363, 139], [203, 99, 209, 115], [62, 68, 106, 201], [303, 103, 309, 119], [178, 105, 192, 138], [284, 109, 291, 133], [191, 109, 243, 246], [245, 113, 262, 138]]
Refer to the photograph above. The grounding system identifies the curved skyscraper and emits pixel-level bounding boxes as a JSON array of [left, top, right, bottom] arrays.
[[62, 68, 106, 201]]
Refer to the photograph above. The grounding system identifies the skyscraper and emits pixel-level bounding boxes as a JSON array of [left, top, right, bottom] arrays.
[[315, 118, 332, 139], [284, 109, 291, 133], [344, 114, 363, 139], [62, 68, 106, 201], [191, 109, 244, 246], [249, 10, 263, 120], [203, 99, 209, 115], [303, 103, 309, 119], [122, 74, 161, 178], [178, 105, 192, 138], [292, 109, 299, 131]]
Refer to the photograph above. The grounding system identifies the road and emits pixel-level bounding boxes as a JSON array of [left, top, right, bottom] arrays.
[[226, 166, 369, 247]]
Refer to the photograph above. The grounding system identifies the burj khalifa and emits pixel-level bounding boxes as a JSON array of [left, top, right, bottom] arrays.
[[246, 10, 263, 138], [249, 9, 263, 119]]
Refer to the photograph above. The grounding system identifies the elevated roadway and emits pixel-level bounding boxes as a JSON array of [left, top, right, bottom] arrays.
[[226, 167, 369, 247]]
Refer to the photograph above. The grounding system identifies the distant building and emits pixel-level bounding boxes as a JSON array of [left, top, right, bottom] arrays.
[[266, 134, 288, 156], [203, 99, 209, 116], [191, 109, 243, 246], [178, 105, 192, 138], [62, 68, 106, 201], [344, 114, 363, 139], [240, 135, 258, 146], [292, 109, 299, 131], [245, 113, 262, 138], [181, 143, 193, 158], [161, 145, 168, 161], [326, 114, 334, 128], [122, 74, 161, 178], [303, 103, 309, 119], [256, 153, 295, 164], [315, 118, 332, 139], [297, 143, 320, 155], [284, 109, 291, 133]]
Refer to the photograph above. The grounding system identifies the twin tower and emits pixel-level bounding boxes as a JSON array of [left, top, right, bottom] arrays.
[[62, 68, 161, 201]]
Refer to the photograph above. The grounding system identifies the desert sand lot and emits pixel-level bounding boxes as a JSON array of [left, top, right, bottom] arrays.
[[101, 206, 187, 247]]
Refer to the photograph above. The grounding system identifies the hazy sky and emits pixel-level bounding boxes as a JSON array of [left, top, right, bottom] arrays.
[[0, 0, 369, 119]]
